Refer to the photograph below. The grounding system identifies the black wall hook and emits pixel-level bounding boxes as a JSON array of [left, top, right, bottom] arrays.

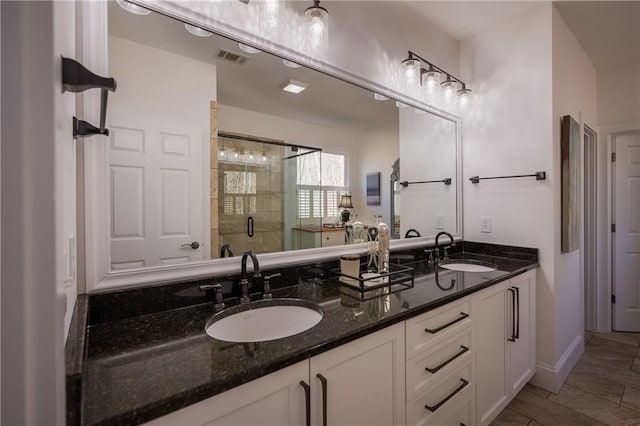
[[73, 117, 109, 139], [62, 57, 116, 139], [62, 57, 116, 93]]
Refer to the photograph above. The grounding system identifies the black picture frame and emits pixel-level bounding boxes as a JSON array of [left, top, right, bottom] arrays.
[[366, 172, 381, 206]]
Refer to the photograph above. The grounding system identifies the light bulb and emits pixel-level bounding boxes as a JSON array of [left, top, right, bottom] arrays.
[[423, 70, 440, 89], [249, 153, 254, 160], [401, 57, 420, 83], [219, 150, 225, 157], [305, 1, 329, 50], [457, 87, 472, 107], [262, 155, 267, 161], [234, 152, 239, 159], [441, 77, 457, 99]]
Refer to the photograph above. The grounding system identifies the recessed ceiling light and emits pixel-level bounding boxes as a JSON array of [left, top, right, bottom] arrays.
[[395, 101, 408, 108], [238, 43, 262, 54], [283, 59, 302, 69], [282, 79, 309, 94], [116, 0, 151, 15], [184, 23, 213, 38], [374, 93, 389, 101]]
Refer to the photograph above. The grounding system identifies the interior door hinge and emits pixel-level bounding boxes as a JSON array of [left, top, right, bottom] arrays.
[[612, 294, 616, 304], [611, 152, 616, 162], [611, 224, 616, 232]]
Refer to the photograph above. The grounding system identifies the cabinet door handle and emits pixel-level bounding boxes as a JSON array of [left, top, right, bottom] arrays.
[[424, 345, 470, 374], [514, 286, 520, 340], [317, 374, 328, 426], [507, 288, 516, 342], [299, 380, 310, 426], [424, 378, 469, 412], [424, 312, 469, 334], [247, 216, 254, 237]]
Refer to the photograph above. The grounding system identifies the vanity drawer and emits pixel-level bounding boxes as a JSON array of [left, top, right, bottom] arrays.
[[406, 325, 475, 400], [406, 359, 475, 426], [406, 298, 473, 360], [322, 231, 344, 247]]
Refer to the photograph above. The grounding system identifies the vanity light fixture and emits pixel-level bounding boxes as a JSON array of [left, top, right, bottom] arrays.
[[283, 59, 302, 69], [184, 23, 213, 38], [238, 43, 262, 54], [282, 79, 309, 94], [422, 65, 441, 89], [374, 93, 389, 101], [116, 0, 150, 15], [440, 75, 457, 97], [305, 0, 329, 50], [401, 50, 471, 103], [401, 52, 421, 83], [457, 84, 472, 106]]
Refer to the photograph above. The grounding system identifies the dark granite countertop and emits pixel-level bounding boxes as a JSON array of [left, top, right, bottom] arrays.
[[76, 243, 537, 425]]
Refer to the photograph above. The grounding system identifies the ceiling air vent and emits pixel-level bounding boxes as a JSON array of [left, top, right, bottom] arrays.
[[215, 49, 249, 65]]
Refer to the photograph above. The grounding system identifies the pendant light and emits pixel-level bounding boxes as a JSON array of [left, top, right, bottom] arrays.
[[305, 0, 329, 50], [116, 0, 150, 15], [401, 53, 421, 84]]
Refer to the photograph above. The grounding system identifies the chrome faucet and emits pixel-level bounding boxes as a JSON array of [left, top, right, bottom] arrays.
[[220, 242, 234, 258], [434, 231, 455, 262], [239, 251, 261, 303]]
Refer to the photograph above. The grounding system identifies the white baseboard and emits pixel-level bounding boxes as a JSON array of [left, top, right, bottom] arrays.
[[529, 334, 584, 393]]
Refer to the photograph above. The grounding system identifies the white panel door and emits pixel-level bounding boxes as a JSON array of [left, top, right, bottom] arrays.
[[109, 113, 206, 270], [613, 131, 640, 331]]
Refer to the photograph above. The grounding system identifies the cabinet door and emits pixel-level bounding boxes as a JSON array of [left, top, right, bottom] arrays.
[[144, 361, 308, 425], [475, 281, 509, 426], [310, 323, 405, 426], [508, 269, 537, 396]]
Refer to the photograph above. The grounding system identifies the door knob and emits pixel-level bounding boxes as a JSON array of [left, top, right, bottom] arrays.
[[181, 241, 200, 250]]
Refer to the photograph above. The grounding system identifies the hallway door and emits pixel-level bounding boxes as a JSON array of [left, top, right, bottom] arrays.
[[613, 130, 640, 331]]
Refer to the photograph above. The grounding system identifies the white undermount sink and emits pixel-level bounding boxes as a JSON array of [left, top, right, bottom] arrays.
[[438, 259, 498, 273], [205, 299, 324, 343]]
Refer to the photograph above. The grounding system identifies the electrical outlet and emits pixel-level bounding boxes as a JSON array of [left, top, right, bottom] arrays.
[[480, 216, 492, 233], [436, 215, 445, 230]]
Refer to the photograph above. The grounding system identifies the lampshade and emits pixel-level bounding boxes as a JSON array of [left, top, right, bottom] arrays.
[[339, 195, 354, 209]]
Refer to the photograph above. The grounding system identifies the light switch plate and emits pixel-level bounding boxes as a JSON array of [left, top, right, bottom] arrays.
[[480, 216, 492, 233], [436, 215, 445, 230]]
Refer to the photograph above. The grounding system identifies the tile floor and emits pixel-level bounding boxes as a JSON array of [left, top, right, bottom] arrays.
[[492, 331, 640, 425]]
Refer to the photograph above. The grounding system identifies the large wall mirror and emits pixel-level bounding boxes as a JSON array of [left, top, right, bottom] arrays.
[[96, 2, 461, 283]]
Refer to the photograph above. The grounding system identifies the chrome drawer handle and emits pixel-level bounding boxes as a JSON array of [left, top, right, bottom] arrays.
[[424, 345, 470, 374], [424, 378, 469, 412], [424, 312, 469, 334]]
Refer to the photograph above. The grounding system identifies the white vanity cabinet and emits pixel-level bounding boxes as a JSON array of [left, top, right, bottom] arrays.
[[144, 360, 308, 425], [144, 323, 405, 426], [475, 269, 536, 426]]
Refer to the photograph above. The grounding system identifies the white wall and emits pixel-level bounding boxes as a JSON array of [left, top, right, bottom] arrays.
[[460, 3, 599, 392], [1, 2, 70, 423], [460, 3, 556, 386], [353, 122, 399, 226], [597, 60, 640, 126], [399, 108, 457, 237], [551, 4, 597, 378]]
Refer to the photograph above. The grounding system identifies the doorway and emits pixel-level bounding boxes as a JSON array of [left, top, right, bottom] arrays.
[[611, 130, 640, 332], [584, 124, 598, 332]]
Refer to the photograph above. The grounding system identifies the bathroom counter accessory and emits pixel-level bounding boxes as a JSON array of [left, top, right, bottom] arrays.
[[329, 262, 414, 300]]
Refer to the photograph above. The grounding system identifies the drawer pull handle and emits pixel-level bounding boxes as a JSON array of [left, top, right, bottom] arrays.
[[424, 345, 470, 373], [299, 381, 310, 426], [424, 378, 469, 412], [424, 312, 469, 334]]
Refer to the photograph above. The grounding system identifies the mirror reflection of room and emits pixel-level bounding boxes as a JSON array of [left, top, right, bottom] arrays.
[[107, 3, 458, 271]]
